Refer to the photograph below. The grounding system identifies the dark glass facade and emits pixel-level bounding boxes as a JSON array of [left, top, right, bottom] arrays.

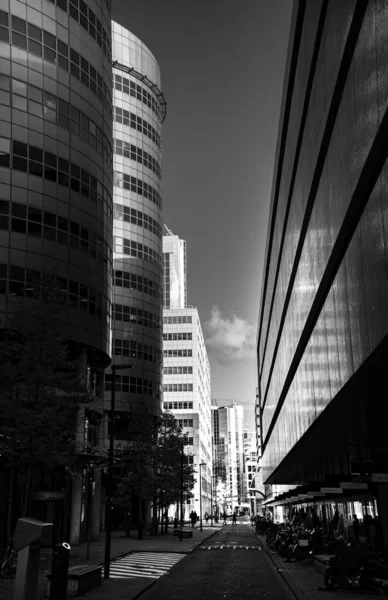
[[258, 0, 388, 544], [0, 0, 113, 547], [0, 0, 113, 365]]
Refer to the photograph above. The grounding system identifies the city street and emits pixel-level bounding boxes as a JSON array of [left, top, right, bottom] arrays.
[[140, 519, 294, 599]]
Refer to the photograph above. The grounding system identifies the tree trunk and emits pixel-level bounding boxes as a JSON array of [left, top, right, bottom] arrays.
[[22, 464, 33, 517], [6, 463, 16, 542], [164, 503, 169, 534], [124, 497, 131, 537]]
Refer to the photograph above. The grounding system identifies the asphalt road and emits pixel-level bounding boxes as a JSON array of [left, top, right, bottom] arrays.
[[140, 519, 294, 599]]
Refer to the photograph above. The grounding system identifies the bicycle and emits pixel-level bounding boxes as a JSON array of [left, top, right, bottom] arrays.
[[286, 533, 314, 565], [1, 541, 17, 579]]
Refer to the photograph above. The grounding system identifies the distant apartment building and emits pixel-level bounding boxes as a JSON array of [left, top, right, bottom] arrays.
[[211, 400, 244, 512], [162, 230, 211, 518], [243, 429, 262, 515]]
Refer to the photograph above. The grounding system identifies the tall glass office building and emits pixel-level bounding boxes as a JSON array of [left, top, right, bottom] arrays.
[[211, 400, 244, 514], [258, 0, 388, 547], [105, 22, 165, 437], [0, 0, 113, 545]]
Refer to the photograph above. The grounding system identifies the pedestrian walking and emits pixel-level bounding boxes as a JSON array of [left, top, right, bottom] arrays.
[[204, 512, 209, 524], [151, 516, 158, 536], [331, 510, 339, 533], [190, 511, 196, 528], [232, 512, 237, 524], [193, 511, 198, 525], [222, 511, 227, 525]]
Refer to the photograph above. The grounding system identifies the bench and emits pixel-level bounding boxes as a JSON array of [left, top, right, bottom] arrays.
[[46, 564, 102, 597], [173, 528, 193, 538]]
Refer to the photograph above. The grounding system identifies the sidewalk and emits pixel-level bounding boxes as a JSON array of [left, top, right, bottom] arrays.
[[256, 533, 383, 600], [0, 524, 221, 600]]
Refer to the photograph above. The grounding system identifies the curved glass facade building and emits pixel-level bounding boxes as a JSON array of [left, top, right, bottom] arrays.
[[0, 0, 113, 366], [106, 22, 165, 427], [0, 0, 113, 545]]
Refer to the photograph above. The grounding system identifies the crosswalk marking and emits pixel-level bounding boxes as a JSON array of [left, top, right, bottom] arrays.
[[102, 552, 185, 579], [220, 529, 251, 533], [202, 546, 260, 551]]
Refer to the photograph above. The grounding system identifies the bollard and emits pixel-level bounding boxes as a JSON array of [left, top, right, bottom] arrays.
[[49, 543, 71, 600]]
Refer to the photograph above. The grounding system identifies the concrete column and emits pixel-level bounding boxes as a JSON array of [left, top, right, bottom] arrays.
[[377, 483, 388, 547], [69, 467, 82, 546], [90, 468, 102, 541]]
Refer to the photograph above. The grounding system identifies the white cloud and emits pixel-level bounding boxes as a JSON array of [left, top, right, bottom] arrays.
[[204, 306, 256, 364]]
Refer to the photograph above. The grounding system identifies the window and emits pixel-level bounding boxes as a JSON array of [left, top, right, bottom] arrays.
[[12, 16, 26, 34], [0, 137, 10, 167]]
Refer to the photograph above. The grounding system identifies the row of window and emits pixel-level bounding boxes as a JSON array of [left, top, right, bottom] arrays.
[[163, 401, 193, 410], [113, 269, 162, 300], [175, 419, 194, 428], [46, 0, 112, 61], [0, 200, 111, 265], [163, 384, 193, 392], [113, 139, 161, 179], [0, 13, 111, 111], [104, 374, 160, 397], [0, 263, 110, 319], [163, 332, 192, 341], [113, 73, 161, 121], [113, 106, 161, 148], [0, 75, 112, 167], [163, 316, 192, 324], [112, 303, 161, 330], [114, 171, 161, 209], [163, 366, 193, 375], [114, 237, 162, 267], [113, 338, 162, 364], [163, 349, 192, 357], [113, 203, 162, 238], [0, 138, 113, 220]]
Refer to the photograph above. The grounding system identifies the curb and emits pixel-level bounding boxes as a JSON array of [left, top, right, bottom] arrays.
[[194, 527, 222, 552], [131, 579, 157, 600], [253, 527, 298, 600]]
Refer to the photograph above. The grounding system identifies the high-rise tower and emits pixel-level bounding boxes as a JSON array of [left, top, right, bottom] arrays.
[[105, 23, 166, 435], [0, 0, 113, 545], [211, 400, 245, 513], [163, 225, 186, 309]]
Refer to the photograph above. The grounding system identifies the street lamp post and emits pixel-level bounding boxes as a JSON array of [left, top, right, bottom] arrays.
[[210, 475, 213, 527], [104, 363, 133, 579], [179, 442, 184, 542], [199, 463, 205, 532]]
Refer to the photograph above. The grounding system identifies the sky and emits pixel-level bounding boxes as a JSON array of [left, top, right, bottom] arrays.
[[111, 0, 293, 430]]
